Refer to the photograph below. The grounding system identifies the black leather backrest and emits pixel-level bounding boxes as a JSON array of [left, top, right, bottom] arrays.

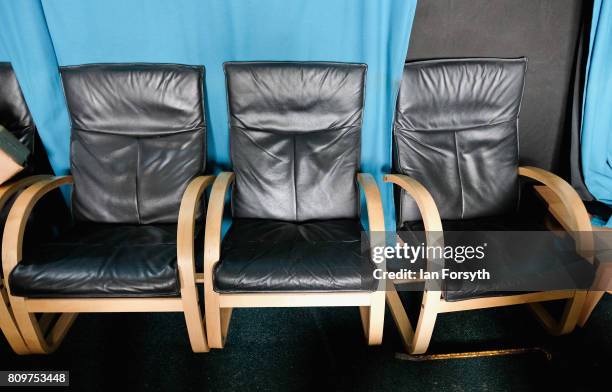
[[0, 63, 36, 154], [224, 62, 366, 221], [61, 64, 206, 224], [394, 58, 527, 222]]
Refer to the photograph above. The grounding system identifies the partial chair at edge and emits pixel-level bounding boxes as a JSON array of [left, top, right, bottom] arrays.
[[384, 58, 595, 355], [204, 62, 386, 348], [2, 64, 212, 354], [0, 63, 62, 354], [532, 185, 612, 326]]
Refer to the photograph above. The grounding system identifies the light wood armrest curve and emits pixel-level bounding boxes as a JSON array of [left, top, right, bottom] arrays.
[[203, 172, 235, 281], [518, 166, 592, 233], [177, 175, 216, 286], [0, 175, 54, 211], [2, 176, 73, 286], [384, 174, 443, 234], [356, 173, 385, 233], [385, 174, 444, 284]]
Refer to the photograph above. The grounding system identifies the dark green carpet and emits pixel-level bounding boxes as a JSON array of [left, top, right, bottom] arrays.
[[1, 294, 610, 391]]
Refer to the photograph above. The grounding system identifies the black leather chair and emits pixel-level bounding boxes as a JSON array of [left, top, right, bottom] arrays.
[[2, 64, 213, 354], [0, 63, 63, 354], [384, 58, 594, 354], [204, 62, 385, 348]]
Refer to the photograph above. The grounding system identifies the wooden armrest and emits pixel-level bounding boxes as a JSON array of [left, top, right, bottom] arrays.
[[384, 174, 443, 236], [203, 172, 235, 286], [356, 173, 385, 233], [2, 176, 73, 284], [177, 175, 216, 286], [519, 166, 591, 232], [519, 166, 594, 258], [0, 175, 54, 211], [357, 174, 386, 275], [384, 174, 444, 286]]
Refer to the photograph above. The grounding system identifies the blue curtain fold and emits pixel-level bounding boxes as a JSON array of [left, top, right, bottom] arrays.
[[0, 0, 72, 175], [582, 0, 612, 227], [1, 0, 417, 231]]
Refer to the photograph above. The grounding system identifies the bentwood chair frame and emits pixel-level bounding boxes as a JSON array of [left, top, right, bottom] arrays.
[[533, 185, 612, 326], [385, 168, 593, 354], [204, 172, 386, 348], [204, 62, 386, 348], [0, 62, 57, 354], [2, 63, 213, 354], [2, 174, 214, 354], [0, 175, 51, 354], [384, 58, 593, 355]]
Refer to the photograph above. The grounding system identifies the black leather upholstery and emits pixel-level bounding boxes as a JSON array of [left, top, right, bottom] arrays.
[[393, 58, 593, 301], [224, 62, 366, 221], [215, 219, 375, 292], [398, 216, 594, 302], [9, 64, 207, 299], [10, 224, 203, 298], [401, 186, 548, 232], [216, 63, 373, 293], [0, 63, 68, 244], [61, 64, 206, 224], [394, 58, 527, 222], [0, 63, 37, 170]]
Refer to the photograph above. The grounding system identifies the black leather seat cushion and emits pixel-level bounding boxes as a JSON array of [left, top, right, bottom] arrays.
[[399, 213, 595, 302], [214, 219, 376, 293], [10, 223, 202, 298]]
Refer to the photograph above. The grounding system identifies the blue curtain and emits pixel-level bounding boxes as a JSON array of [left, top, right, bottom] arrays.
[[583, 0, 612, 227], [0, 0, 72, 175], [0, 0, 417, 231]]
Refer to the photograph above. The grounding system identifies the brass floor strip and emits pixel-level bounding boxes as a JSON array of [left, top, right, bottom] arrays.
[[395, 347, 552, 362]]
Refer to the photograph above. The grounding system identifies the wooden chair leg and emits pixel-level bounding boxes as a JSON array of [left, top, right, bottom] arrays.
[[205, 292, 230, 349], [386, 285, 415, 352], [529, 291, 586, 336], [578, 263, 612, 326], [0, 288, 29, 354], [181, 286, 209, 353], [385, 282, 439, 354], [410, 291, 439, 354], [9, 296, 76, 354], [360, 291, 385, 345], [556, 291, 586, 335]]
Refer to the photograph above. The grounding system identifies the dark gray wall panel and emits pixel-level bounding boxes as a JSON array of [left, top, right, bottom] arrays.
[[407, 0, 586, 171]]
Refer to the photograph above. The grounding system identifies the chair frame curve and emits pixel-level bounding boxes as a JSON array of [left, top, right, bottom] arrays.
[[384, 166, 592, 355], [203, 172, 386, 349], [2, 175, 215, 354], [0, 175, 53, 354], [530, 177, 612, 327]]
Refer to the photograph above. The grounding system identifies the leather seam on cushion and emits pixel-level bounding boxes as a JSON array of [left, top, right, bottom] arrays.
[[391, 126, 404, 226], [513, 60, 528, 213], [214, 289, 375, 294], [198, 68, 207, 173], [135, 139, 142, 224], [292, 134, 298, 221], [27, 242, 179, 246], [237, 128, 286, 161], [230, 124, 360, 135], [14, 292, 181, 299], [453, 132, 465, 219], [70, 126, 205, 137], [405, 57, 527, 67], [394, 118, 517, 133]]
